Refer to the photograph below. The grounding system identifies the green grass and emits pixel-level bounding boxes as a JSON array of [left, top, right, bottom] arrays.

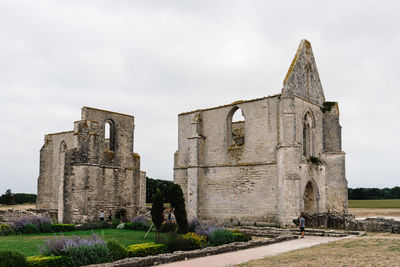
[[0, 228, 156, 257], [348, 199, 400, 208]]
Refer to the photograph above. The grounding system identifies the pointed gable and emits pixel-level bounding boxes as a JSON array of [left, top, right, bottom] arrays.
[[282, 39, 325, 105]]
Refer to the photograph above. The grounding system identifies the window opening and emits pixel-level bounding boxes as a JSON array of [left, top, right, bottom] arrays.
[[230, 107, 245, 146], [104, 120, 115, 151]]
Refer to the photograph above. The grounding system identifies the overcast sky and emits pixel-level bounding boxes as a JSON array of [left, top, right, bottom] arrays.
[[0, 0, 399, 194]]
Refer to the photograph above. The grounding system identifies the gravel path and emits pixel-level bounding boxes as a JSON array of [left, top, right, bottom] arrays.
[[155, 235, 349, 267]]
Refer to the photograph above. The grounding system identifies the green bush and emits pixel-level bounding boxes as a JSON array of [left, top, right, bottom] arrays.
[[20, 223, 39, 234], [51, 224, 75, 232], [232, 232, 251, 242], [124, 222, 133, 229], [126, 242, 167, 257], [159, 232, 191, 252], [39, 222, 52, 233], [64, 244, 113, 266], [151, 190, 164, 237], [78, 221, 109, 230], [0, 224, 15, 236], [160, 222, 177, 233], [26, 255, 69, 267], [170, 184, 188, 234], [0, 250, 28, 267], [106, 240, 128, 261], [208, 229, 235, 246], [182, 232, 207, 250], [127, 221, 149, 231]]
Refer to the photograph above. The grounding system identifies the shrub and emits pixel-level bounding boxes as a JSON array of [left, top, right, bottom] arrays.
[[51, 224, 75, 232], [124, 221, 149, 231], [39, 222, 52, 233], [0, 224, 15, 236], [170, 184, 188, 233], [208, 228, 235, 246], [26, 255, 69, 267], [232, 232, 251, 242], [126, 242, 167, 257], [159, 232, 191, 252], [64, 243, 113, 266], [11, 215, 53, 234], [151, 190, 164, 238], [40, 234, 105, 256], [0, 250, 28, 267], [131, 215, 148, 224], [160, 222, 177, 233], [78, 221, 109, 230], [182, 232, 207, 249], [20, 223, 39, 234], [130, 216, 150, 231], [195, 224, 221, 237], [106, 240, 128, 261]]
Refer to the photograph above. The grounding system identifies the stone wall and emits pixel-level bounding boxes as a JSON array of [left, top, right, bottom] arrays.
[[303, 213, 400, 233]]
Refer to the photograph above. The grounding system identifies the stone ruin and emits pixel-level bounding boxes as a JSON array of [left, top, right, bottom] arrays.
[[174, 40, 348, 226], [36, 107, 146, 224]]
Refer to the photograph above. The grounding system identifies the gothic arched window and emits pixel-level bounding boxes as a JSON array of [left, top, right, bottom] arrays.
[[227, 107, 245, 146], [104, 120, 115, 151]]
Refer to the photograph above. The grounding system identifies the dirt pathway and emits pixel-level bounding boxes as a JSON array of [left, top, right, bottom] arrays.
[[155, 236, 350, 267]]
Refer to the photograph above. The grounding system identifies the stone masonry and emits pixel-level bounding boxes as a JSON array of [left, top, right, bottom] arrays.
[[174, 40, 348, 226], [36, 107, 146, 224]]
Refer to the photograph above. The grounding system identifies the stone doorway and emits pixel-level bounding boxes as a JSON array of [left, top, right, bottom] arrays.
[[304, 181, 318, 214]]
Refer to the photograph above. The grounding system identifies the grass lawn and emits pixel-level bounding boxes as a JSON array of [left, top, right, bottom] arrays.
[[0, 228, 156, 257], [348, 199, 400, 209], [238, 233, 400, 267]]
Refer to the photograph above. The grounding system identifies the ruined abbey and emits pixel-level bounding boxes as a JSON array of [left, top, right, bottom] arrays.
[[174, 40, 348, 226], [36, 107, 146, 223], [36, 40, 347, 226]]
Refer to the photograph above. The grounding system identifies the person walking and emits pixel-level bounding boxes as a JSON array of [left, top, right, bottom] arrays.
[[99, 210, 105, 222], [299, 215, 305, 238]]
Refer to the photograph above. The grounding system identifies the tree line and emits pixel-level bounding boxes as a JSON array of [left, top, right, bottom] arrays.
[[0, 189, 37, 205], [348, 187, 400, 200], [3, 183, 400, 204]]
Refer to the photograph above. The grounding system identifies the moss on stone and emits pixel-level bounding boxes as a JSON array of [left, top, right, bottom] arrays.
[[320, 101, 337, 113]]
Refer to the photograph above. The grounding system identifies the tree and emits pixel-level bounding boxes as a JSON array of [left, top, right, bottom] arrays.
[[146, 177, 174, 203], [170, 184, 188, 234], [2, 189, 16, 205], [151, 190, 164, 241]]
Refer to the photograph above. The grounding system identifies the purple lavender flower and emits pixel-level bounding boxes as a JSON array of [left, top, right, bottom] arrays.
[[195, 221, 224, 237], [40, 234, 105, 256], [11, 215, 52, 229], [130, 216, 148, 224]]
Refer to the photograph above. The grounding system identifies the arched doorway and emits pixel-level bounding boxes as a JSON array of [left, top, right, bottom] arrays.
[[304, 181, 318, 214]]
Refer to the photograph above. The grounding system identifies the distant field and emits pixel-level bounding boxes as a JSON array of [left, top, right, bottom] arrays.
[[348, 199, 400, 209]]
